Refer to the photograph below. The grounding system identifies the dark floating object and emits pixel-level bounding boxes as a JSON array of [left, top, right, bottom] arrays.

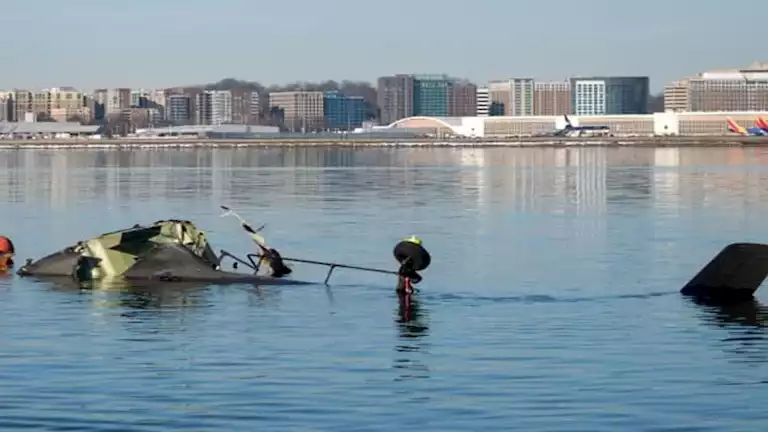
[[393, 236, 431, 294], [17, 213, 428, 289], [681, 243, 768, 305]]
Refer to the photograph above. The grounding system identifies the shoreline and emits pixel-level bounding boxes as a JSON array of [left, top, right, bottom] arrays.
[[0, 135, 767, 149]]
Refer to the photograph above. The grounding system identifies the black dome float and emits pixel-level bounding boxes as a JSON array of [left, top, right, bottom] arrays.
[[393, 236, 431, 294]]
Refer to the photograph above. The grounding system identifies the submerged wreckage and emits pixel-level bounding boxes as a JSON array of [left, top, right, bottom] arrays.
[[8, 205, 768, 305], [15, 209, 432, 291]]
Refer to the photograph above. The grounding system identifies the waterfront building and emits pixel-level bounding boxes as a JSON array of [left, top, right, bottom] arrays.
[[0, 92, 11, 121], [323, 91, 365, 130], [449, 80, 477, 117], [476, 87, 489, 116], [665, 62, 768, 112], [226, 89, 260, 124], [166, 94, 191, 124], [412, 74, 452, 117], [382, 111, 768, 138], [487, 78, 534, 116], [377, 74, 477, 124], [533, 81, 571, 116], [663, 80, 690, 112], [570, 77, 649, 115], [195, 90, 233, 125], [131, 89, 151, 108], [269, 91, 325, 132], [5, 87, 88, 122], [377, 75, 414, 125], [93, 88, 132, 116]]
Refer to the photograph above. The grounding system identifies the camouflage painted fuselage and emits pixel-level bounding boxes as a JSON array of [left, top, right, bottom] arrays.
[[17, 219, 308, 285]]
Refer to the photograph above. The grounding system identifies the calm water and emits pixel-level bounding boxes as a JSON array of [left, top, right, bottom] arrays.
[[1, 146, 768, 431]]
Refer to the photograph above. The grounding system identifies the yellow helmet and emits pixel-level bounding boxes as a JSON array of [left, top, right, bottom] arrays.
[[404, 235, 422, 245]]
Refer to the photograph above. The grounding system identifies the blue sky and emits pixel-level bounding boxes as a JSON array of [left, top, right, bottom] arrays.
[[2, 0, 765, 92]]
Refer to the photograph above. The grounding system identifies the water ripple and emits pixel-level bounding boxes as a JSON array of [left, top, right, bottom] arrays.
[[2, 147, 768, 430]]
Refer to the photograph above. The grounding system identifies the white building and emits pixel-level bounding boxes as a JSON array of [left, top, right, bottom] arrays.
[[476, 87, 489, 116], [572, 80, 606, 115], [384, 111, 768, 138], [196, 90, 233, 125], [488, 78, 534, 116]]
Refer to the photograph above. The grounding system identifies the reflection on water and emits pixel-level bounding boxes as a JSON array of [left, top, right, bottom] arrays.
[[693, 298, 768, 328], [42, 277, 207, 308], [3, 147, 768, 430], [2, 147, 768, 218], [690, 298, 768, 365], [393, 294, 430, 381]]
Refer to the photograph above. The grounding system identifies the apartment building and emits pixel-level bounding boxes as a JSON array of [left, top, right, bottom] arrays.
[[269, 91, 325, 132]]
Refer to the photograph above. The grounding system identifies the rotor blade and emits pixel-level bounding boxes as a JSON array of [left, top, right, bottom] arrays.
[[220, 205, 269, 249]]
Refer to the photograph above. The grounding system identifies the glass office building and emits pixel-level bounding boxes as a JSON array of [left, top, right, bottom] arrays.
[[570, 77, 649, 115], [323, 91, 365, 130], [413, 74, 451, 117]]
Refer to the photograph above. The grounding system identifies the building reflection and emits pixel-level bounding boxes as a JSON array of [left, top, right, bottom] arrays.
[[0, 147, 767, 219]]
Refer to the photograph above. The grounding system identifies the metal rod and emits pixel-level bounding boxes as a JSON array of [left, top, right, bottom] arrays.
[[219, 249, 257, 271], [323, 266, 336, 285], [247, 253, 398, 275]]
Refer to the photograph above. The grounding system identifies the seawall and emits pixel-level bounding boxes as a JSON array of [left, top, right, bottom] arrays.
[[0, 135, 767, 149]]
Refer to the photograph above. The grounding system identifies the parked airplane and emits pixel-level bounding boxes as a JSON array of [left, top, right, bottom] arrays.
[[756, 116, 768, 133], [547, 115, 611, 137], [726, 117, 768, 136]]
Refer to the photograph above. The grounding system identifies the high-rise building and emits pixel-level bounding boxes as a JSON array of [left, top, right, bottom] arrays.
[[195, 90, 233, 125], [250, 92, 260, 119], [323, 91, 365, 130], [0, 92, 12, 121], [99, 88, 132, 114], [488, 78, 534, 116], [570, 77, 649, 115], [9, 87, 88, 122], [666, 62, 768, 112], [663, 80, 690, 112], [377, 74, 477, 123], [228, 88, 260, 124], [269, 91, 325, 132], [476, 87, 489, 116], [166, 94, 191, 124], [131, 89, 151, 108], [449, 80, 477, 117], [377, 75, 414, 125], [412, 74, 452, 117], [534, 81, 571, 116]]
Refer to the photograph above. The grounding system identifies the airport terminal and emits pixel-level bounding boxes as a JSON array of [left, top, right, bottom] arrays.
[[382, 111, 768, 138], [2, 111, 768, 141]]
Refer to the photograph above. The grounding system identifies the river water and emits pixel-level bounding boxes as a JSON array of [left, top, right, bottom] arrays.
[[1, 146, 768, 430]]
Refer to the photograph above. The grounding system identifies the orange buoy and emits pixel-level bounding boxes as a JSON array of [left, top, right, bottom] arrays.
[[0, 236, 15, 270], [0, 236, 13, 255]]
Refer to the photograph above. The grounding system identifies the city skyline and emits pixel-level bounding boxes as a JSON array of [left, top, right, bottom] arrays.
[[2, 0, 764, 92]]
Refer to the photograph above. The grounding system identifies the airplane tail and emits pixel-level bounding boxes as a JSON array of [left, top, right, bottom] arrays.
[[756, 116, 768, 130], [726, 117, 748, 135], [564, 114, 573, 128], [681, 242, 768, 304]]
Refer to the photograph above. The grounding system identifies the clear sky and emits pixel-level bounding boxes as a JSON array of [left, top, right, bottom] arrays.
[[3, 0, 765, 93]]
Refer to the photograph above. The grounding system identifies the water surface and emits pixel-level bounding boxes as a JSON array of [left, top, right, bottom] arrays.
[[1, 146, 768, 430]]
